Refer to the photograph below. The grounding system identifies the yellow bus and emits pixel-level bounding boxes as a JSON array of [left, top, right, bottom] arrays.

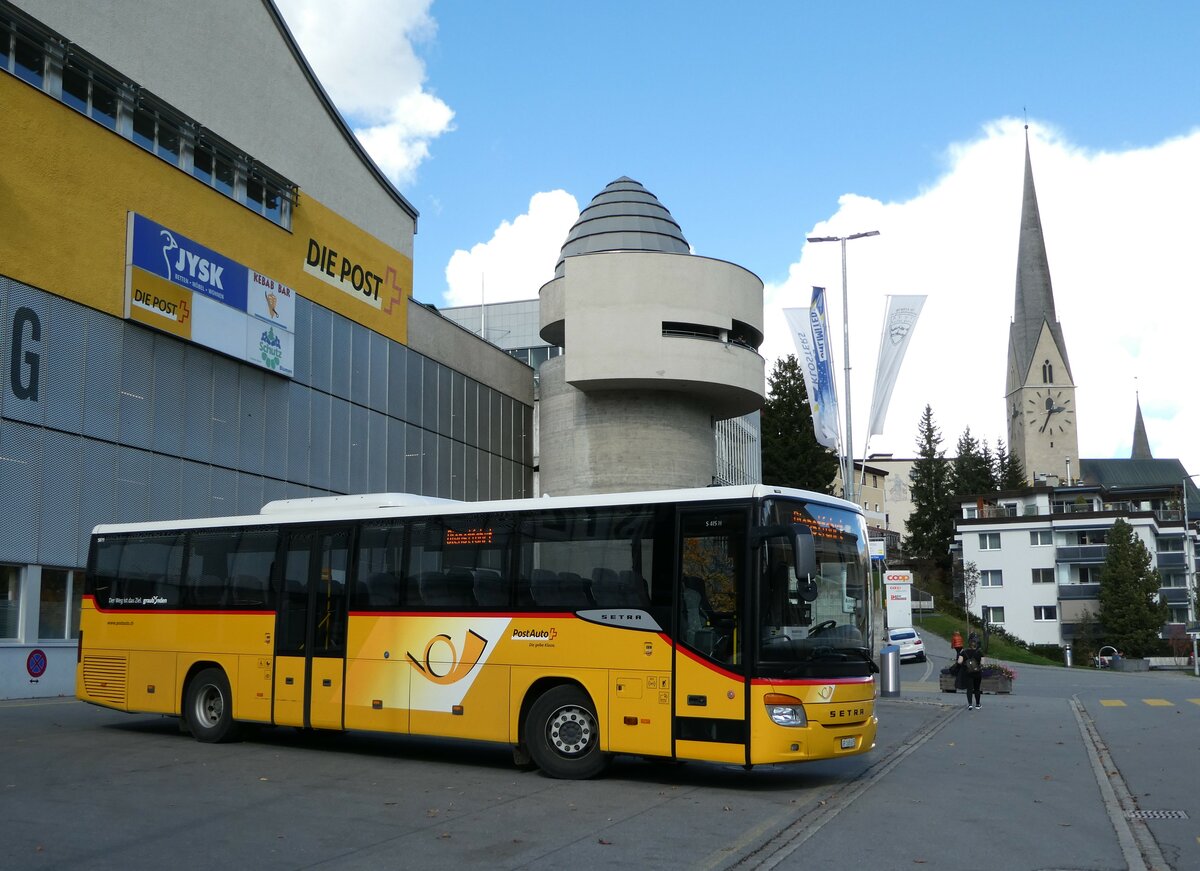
[[77, 485, 877, 778]]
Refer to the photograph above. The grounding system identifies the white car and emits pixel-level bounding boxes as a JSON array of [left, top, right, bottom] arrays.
[[884, 627, 926, 662]]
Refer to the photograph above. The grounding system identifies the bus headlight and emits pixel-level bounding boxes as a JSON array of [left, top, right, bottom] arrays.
[[764, 693, 807, 727]]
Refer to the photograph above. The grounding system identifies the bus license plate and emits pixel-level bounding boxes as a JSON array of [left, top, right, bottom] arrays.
[[840, 737, 856, 749]]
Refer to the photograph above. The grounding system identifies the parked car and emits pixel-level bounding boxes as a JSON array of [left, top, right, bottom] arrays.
[[884, 627, 926, 662]]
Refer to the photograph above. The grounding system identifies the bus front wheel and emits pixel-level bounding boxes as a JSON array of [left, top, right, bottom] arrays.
[[525, 685, 609, 779], [184, 668, 240, 743]]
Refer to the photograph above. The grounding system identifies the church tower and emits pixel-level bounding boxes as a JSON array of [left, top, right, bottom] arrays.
[[1005, 132, 1080, 482]]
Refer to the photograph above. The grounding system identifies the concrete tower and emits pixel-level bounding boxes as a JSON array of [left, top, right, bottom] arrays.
[[537, 178, 765, 495], [1005, 136, 1079, 482]]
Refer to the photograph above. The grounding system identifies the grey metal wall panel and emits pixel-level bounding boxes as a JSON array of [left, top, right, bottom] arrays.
[[293, 296, 312, 386], [237, 366, 267, 475], [383, 416, 404, 492], [44, 292, 86, 434], [114, 446, 151, 524], [404, 349, 422, 424], [437, 365, 452, 434], [3, 284, 48, 427], [37, 429, 82, 567], [310, 304, 333, 393], [151, 335, 186, 455], [368, 330, 389, 413], [180, 460, 211, 519], [501, 395, 513, 461], [491, 454, 503, 501], [329, 395, 350, 494], [349, 320, 369, 407], [405, 423, 422, 494], [451, 439, 465, 501], [0, 420, 42, 563], [182, 345, 214, 462], [437, 434, 452, 496], [386, 338, 406, 417], [236, 473, 265, 516], [210, 356, 240, 461], [148, 453, 182, 521], [422, 361, 439, 430], [348, 402, 369, 494], [522, 404, 534, 465], [464, 446, 478, 502], [490, 388, 503, 454], [366, 408, 386, 491], [119, 325, 155, 450], [464, 379, 479, 448], [331, 315, 352, 399], [286, 382, 310, 483], [422, 429, 438, 496], [262, 378, 290, 479], [78, 439, 118, 548], [210, 466, 237, 516], [308, 390, 331, 490], [451, 370, 466, 442], [82, 311, 123, 442], [0, 278, 7, 419], [475, 448, 490, 502]]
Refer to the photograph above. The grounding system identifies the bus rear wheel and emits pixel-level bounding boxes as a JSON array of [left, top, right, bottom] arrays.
[[525, 685, 609, 779], [184, 667, 240, 743]]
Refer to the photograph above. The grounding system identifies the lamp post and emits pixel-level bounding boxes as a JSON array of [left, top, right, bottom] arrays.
[[806, 230, 880, 505]]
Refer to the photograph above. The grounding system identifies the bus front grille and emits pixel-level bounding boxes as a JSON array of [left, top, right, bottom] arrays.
[[82, 655, 128, 705]]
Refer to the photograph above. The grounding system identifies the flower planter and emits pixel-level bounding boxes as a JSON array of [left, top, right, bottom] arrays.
[[938, 670, 1013, 694], [1110, 657, 1149, 672]]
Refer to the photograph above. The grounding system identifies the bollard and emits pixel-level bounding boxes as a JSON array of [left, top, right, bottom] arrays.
[[1064, 644, 1073, 668], [879, 644, 901, 698]]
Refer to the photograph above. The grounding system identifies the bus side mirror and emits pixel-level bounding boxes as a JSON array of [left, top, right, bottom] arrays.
[[793, 526, 818, 602]]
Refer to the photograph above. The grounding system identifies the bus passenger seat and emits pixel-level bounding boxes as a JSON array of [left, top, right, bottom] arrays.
[[367, 572, 399, 608], [472, 569, 508, 606]]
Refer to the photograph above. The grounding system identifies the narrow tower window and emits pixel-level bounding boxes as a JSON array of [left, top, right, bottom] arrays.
[[1042, 360, 1053, 383]]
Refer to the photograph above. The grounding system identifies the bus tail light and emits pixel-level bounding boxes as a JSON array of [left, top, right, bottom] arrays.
[[764, 693, 807, 727]]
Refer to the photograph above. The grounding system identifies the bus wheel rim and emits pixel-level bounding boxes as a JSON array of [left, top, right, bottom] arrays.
[[547, 705, 594, 757], [197, 685, 223, 727]]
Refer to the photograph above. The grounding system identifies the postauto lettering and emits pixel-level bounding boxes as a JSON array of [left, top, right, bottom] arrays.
[[129, 214, 248, 310]]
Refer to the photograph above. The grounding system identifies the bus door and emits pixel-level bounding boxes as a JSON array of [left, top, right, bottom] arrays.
[[273, 527, 352, 730], [674, 508, 749, 764]]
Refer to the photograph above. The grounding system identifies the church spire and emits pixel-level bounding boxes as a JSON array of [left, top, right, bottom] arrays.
[[1131, 395, 1153, 460], [1009, 129, 1073, 384]]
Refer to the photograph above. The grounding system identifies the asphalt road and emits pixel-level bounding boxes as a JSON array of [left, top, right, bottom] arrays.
[[2, 634, 1196, 870]]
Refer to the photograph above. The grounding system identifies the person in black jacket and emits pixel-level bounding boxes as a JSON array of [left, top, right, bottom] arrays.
[[956, 633, 984, 709]]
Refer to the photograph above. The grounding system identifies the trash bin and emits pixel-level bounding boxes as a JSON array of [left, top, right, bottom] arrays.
[[879, 644, 900, 698], [1064, 644, 1073, 668]]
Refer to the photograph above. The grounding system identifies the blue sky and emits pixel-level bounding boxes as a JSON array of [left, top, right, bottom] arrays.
[[277, 1, 1200, 479]]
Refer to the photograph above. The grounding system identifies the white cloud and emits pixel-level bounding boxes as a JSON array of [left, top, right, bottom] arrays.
[[762, 118, 1200, 478], [444, 190, 580, 307], [275, 0, 453, 185]]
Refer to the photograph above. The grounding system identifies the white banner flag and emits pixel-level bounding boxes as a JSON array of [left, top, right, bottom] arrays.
[[784, 304, 839, 449], [867, 294, 926, 437]]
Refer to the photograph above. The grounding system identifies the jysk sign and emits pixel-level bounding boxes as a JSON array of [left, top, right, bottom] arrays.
[[125, 213, 296, 376]]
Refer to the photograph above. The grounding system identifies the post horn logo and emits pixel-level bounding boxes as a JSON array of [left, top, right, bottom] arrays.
[[406, 629, 488, 685], [817, 685, 835, 702]]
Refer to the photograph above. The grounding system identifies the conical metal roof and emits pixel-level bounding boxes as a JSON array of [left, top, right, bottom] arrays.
[[1009, 134, 1073, 383], [554, 177, 689, 277]]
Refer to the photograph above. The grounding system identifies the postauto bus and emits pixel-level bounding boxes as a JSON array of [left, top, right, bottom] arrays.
[[77, 485, 877, 778]]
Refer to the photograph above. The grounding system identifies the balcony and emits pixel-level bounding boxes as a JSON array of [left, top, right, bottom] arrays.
[[1057, 583, 1100, 601], [1056, 545, 1108, 564], [1156, 552, 1186, 569], [1159, 587, 1191, 605]]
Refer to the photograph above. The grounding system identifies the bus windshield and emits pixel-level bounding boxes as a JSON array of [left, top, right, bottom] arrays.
[[756, 498, 873, 678]]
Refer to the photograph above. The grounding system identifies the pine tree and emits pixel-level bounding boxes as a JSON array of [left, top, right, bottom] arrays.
[[904, 405, 955, 572], [993, 439, 1026, 489], [951, 427, 996, 496], [1098, 519, 1167, 658], [760, 355, 840, 493]]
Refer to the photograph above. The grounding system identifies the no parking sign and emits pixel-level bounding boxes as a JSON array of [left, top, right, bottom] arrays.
[[27, 648, 47, 679]]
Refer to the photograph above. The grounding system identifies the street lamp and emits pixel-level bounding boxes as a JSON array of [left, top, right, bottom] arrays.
[[806, 230, 880, 505]]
